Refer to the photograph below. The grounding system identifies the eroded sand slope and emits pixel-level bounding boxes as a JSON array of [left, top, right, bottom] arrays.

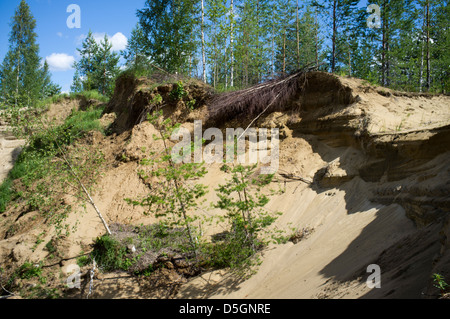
[[1, 72, 449, 299]]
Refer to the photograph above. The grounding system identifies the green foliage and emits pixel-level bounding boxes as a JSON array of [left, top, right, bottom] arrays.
[[186, 99, 196, 111], [76, 255, 91, 268], [17, 262, 43, 280], [125, 114, 284, 273], [432, 273, 449, 295], [92, 235, 130, 271], [0, 178, 14, 213], [208, 164, 282, 270], [91, 223, 192, 274], [0, 0, 59, 108], [69, 90, 110, 103], [121, 23, 150, 72], [131, 0, 449, 93], [202, 227, 258, 270], [26, 285, 60, 299], [44, 239, 57, 254], [127, 111, 208, 256], [71, 31, 120, 97], [151, 93, 163, 105], [170, 81, 188, 101], [137, 0, 197, 74], [0, 105, 105, 239], [39, 61, 62, 99]]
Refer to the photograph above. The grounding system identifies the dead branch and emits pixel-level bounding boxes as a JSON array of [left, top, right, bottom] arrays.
[[277, 170, 312, 185]]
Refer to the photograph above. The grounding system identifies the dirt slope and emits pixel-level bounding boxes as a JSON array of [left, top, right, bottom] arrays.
[[0, 72, 449, 299], [178, 72, 450, 299]]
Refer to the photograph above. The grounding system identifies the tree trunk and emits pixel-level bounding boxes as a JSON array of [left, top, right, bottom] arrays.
[[230, 0, 234, 87], [15, 50, 20, 107], [283, 28, 286, 75], [419, 4, 426, 92], [296, 0, 300, 69], [15, 24, 22, 108], [201, 0, 206, 83], [426, 0, 431, 91], [348, 35, 352, 77], [271, 17, 275, 77], [315, 9, 319, 67], [332, 0, 337, 73], [381, 0, 388, 86]]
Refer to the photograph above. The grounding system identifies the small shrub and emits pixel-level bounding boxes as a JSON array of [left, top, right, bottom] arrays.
[[210, 164, 283, 270], [151, 94, 163, 105], [44, 240, 57, 254], [17, 262, 43, 279], [76, 255, 91, 268], [92, 235, 129, 271], [170, 81, 187, 101], [433, 273, 449, 296]]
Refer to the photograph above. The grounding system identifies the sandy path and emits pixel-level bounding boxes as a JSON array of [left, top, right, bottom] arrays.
[[0, 128, 25, 184]]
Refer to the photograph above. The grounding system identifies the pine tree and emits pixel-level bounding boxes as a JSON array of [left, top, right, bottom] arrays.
[[72, 31, 98, 92], [0, 0, 48, 107], [70, 69, 83, 93], [234, 0, 272, 85], [299, 5, 322, 68], [121, 24, 148, 71], [432, 0, 450, 92], [137, 0, 197, 74], [71, 31, 119, 96], [39, 60, 61, 98], [94, 35, 120, 96], [388, 0, 420, 91], [351, 7, 379, 83], [319, 0, 358, 74], [205, 0, 228, 88]]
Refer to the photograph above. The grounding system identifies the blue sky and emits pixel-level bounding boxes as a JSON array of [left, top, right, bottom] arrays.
[[0, 0, 147, 93]]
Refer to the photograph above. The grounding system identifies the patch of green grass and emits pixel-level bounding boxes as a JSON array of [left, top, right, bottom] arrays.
[[0, 105, 105, 214], [76, 255, 91, 268], [35, 94, 70, 109], [69, 90, 109, 103], [63, 106, 105, 139], [33, 91, 108, 110], [91, 223, 192, 274], [92, 235, 129, 271], [0, 178, 14, 213], [17, 262, 43, 280], [44, 239, 57, 254], [27, 285, 61, 299]]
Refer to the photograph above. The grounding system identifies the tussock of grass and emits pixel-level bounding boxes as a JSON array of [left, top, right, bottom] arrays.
[[69, 90, 109, 103], [0, 178, 13, 213]]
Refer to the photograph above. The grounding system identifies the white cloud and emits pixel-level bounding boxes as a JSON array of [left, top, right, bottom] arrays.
[[109, 32, 128, 51], [46, 53, 75, 72], [77, 32, 128, 52], [57, 32, 63, 38]]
